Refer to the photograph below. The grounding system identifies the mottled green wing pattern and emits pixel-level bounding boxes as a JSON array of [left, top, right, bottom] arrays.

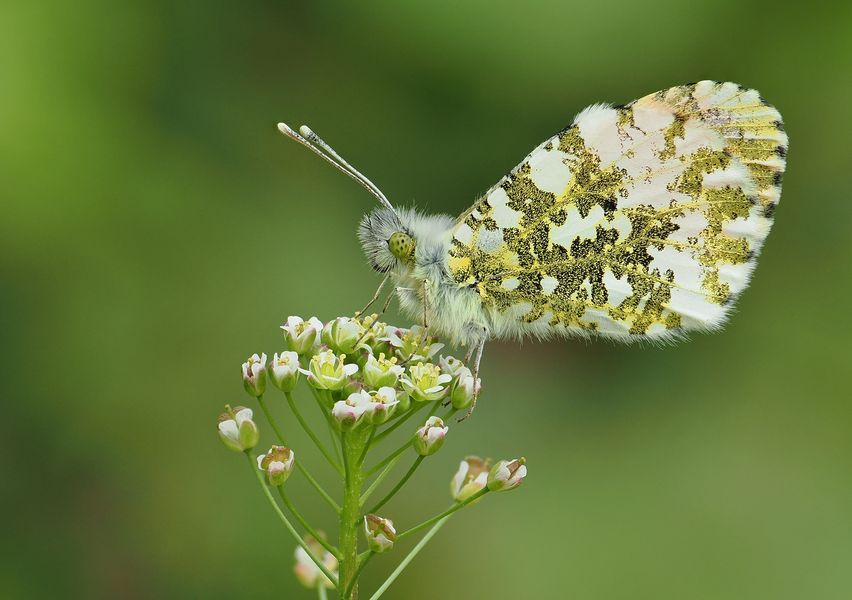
[[448, 81, 787, 340]]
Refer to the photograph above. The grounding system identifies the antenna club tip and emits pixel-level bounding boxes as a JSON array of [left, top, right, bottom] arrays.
[[299, 125, 314, 137], [276, 122, 294, 134]]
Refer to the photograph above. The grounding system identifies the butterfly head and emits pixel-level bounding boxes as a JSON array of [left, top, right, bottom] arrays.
[[358, 207, 416, 273], [278, 122, 422, 275]]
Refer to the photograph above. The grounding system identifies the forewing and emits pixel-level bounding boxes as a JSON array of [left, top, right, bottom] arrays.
[[448, 81, 787, 340]]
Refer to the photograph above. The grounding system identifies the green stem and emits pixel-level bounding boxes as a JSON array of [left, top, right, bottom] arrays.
[[317, 581, 328, 600], [344, 552, 374, 598], [369, 456, 424, 514], [298, 465, 341, 514], [256, 394, 340, 513], [277, 486, 340, 559], [324, 391, 344, 461], [339, 428, 370, 599], [371, 401, 428, 447], [285, 391, 343, 476], [358, 427, 376, 465], [397, 488, 489, 541], [256, 395, 285, 442], [365, 439, 412, 476], [245, 452, 339, 589], [368, 515, 452, 600], [440, 407, 458, 421], [359, 452, 405, 505]]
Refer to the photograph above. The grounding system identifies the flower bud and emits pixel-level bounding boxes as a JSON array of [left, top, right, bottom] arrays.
[[301, 350, 359, 391], [294, 534, 338, 589], [321, 317, 365, 355], [281, 316, 323, 355], [331, 390, 371, 430], [363, 514, 396, 553], [487, 457, 527, 492], [363, 352, 404, 389], [217, 405, 259, 452], [241, 353, 267, 397], [365, 386, 400, 424], [450, 456, 491, 502], [439, 355, 466, 378], [257, 445, 295, 486], [450, 367, 481, 409], [413, 416, 448, 456], [400, 362, 452, 402], [268, 351, 300, 392], [396, 390, 411, 412]]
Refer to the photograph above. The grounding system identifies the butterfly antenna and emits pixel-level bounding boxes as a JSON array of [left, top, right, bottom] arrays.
[[277, 122, 397, 215]]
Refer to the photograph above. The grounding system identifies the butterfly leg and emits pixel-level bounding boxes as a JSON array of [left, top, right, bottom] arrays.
[[398, 279, 431, 366], [458, 325, 487, 422], [355, 274, 389, 317], [354, 277, 395, 346]]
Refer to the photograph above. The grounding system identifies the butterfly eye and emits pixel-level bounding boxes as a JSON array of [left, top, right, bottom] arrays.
[[387, 232, 416, 264]]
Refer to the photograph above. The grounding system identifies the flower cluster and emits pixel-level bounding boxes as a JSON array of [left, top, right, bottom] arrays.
[[217, 315, 525, 599]]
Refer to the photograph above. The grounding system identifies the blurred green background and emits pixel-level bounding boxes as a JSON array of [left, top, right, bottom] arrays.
[[3, 0, 851, 598]]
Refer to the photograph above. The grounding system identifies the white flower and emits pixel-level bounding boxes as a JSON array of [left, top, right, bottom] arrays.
[[450, 366, 481, 409], [376, 325, 406, 348], [241, 353, 267, 397], [301, 350, 358, 391], [414, 416, 448, 456], [487, 458, 527, 492], [257, 445, 295, 486], [400, 362, 452, 402], [332, 390, 372, 430], [363, 514, 396, 553], [363, 352, 404, 389], [380, 325, 444, 362], [268, 351, 300, 392], [439, 355, 466, 378], [365, 386, 400, 424], [281, 316, 323, 355], [217, 405, 259, 452], [293, 536, 338, 589], [450, 456, 490, 502]]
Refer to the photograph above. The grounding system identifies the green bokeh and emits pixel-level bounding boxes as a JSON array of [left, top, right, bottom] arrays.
[[3, 1, 851, 598]]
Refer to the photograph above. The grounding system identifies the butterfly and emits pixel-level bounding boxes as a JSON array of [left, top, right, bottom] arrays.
[[279, 81, 788, 413]]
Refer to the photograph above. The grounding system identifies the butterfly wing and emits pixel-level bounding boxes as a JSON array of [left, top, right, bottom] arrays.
[[448, 81, 787, 341]]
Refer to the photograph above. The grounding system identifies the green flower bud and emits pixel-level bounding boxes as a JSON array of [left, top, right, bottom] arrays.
[[450, 367, 481, 410], [363, 514, 396, 553], [450, 456, 491, 502], [413, 416, 448, 456], [268, 351, 300, 392], [439, 355, 466, 378], [257, 445, 295, 486], [321, 317, 365, 355], [217, 405, 259, 452], [280, 316, 323, 355], [241, 353, 267, 397], [487, 458, 527, 492], [365, 387, 400, 425], [332, 390, 371, 430]]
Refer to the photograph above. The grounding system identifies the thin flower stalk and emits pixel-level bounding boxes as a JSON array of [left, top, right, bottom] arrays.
[[368, 455, 424, 514], [246, 452, 339, 589], [285, 391, 343, 475]]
